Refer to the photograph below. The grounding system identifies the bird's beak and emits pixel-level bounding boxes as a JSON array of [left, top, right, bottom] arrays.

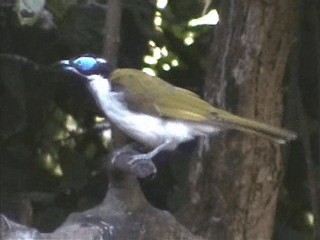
[[52, 60, 79, 74], [52, 59, 89, 80], [58, 60, 70, 66], [52, 60, 70, 70]]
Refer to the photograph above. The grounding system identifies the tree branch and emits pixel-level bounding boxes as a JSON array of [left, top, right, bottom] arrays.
[[102, 0, 122, 69]]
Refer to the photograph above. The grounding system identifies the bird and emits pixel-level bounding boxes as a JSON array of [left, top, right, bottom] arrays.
[[57, 54, 297, 165]]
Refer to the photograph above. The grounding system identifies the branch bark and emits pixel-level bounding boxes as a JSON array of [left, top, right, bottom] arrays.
[[102, 0, 122, 68]]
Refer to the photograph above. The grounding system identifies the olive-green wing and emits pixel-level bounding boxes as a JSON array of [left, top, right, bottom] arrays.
[[110, 69, 297, 143], [110, 68, 214, 122]]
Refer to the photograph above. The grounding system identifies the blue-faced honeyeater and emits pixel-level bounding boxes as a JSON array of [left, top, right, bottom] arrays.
[[57, 55, 297, 163]]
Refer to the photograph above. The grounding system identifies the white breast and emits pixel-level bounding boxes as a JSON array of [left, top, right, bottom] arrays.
[[88, 75, 218, 149]]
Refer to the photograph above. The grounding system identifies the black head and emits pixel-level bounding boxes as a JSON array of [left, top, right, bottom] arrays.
[[53, 55, 110, 118], [57, 54, 111, 77]]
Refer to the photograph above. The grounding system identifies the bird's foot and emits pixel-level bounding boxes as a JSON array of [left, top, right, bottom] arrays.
[[128, 140, 174, 165], [111, 144, 157, 178], [127, 153, 157, 177], [128, 152, 156, 166], [129, 156, 157, 178]]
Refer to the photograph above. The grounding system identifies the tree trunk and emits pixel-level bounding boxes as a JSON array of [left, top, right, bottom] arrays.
[[181, 1, 297, 239]]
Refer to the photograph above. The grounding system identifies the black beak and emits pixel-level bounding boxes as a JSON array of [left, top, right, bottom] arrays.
[[52, 60, 88, 79], [52, 60, 71, 70], [52, 60, 81, 75]]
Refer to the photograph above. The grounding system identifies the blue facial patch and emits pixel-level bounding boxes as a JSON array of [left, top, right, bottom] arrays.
[[73, 57, 97, 72], [65, 55, 109, 77]]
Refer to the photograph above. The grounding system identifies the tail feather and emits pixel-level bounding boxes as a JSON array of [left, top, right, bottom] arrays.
[[209, 113, 297, 144]]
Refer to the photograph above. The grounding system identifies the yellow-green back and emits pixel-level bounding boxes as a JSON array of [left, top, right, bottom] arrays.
[[110, 69, 297, 143]]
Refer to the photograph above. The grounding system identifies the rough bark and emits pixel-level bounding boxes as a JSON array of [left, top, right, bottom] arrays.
[[180, 1, 297, 239]]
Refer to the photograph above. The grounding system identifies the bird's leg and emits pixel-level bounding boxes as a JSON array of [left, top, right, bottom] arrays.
[[111, 143, 138, 164], [111, 143, 158, 177], [128, 140, 175, 166]]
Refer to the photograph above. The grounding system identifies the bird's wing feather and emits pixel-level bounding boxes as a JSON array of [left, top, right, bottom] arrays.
[[110, 68, 213, 121], [110, 69, 297, 143]]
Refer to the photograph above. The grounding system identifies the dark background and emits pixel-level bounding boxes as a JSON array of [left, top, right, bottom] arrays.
[[0, 0, 318, 239]]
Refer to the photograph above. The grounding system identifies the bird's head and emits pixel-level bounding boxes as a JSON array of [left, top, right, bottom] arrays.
[[56, 54, 111, 78], [52, 55, 112, 118]]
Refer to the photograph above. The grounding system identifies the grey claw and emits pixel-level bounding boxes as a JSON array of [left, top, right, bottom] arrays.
[[129, 156, 157, 178]]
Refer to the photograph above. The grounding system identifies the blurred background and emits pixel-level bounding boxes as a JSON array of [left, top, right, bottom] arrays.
[[0, 0, 318, 239]]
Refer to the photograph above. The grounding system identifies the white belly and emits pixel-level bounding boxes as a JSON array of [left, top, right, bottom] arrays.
[[88, 75, 218, 149], [110, 111, 194, 148]]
